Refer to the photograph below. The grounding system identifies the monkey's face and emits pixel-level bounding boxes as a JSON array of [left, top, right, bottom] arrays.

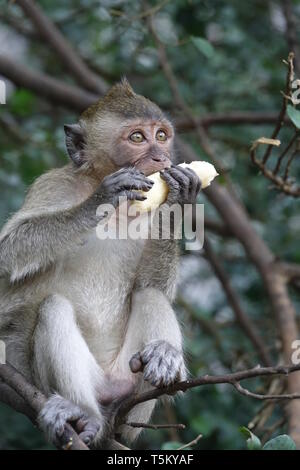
[[110, 118, 174, 176], [65, 80, 175, 178]]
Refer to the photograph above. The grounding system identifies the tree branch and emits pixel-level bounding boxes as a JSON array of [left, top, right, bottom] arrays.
[[281, 0, 300, 77], [177, 433, 202, 450], [118, 364, 300, 421], [15, 0, 107, 95], [232, 381, 300, 401], [0, 55, 98, 111], [175, 112, 291, 131], [126, 422, 185, 430], [175, 136, 300, 445], [0, 363, 89, 450]]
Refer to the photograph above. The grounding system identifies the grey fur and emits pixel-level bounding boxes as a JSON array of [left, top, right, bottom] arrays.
[[131, 340, 187, 387], [0, 88, 201, 447], [38, 394, 103, 446]]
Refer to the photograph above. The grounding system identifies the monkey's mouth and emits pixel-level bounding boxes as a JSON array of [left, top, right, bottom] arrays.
[[134, 155, 171, 176]]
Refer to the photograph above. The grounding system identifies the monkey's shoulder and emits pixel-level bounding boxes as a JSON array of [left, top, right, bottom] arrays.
[[0, 165, 85, 243], [24, 165, 82, 212]]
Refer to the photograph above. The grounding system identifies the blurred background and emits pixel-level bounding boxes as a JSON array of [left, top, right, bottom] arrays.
[[0, 0, 300, 450]]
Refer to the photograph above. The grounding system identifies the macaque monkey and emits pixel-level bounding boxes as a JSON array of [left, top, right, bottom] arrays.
[[0, 80, 201, 447]]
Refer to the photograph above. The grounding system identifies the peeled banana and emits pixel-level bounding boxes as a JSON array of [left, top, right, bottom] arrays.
[[132, 161, 218, 213]]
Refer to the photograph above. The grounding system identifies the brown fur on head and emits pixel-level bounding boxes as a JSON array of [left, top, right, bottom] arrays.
[[81, 78, 164, 121], [64, 79, 174, 179]]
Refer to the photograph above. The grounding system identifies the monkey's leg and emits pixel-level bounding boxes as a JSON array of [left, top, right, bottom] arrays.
[[32, 294, 106, 446], [127, 288, 186, 386], [112, 287, 186, 442]]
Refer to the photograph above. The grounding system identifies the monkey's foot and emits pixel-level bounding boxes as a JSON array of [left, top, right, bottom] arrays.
[[129, 340, 186, 387], [38, 394, 104, 447]]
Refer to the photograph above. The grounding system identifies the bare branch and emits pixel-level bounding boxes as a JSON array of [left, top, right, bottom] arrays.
[[118, 364, 300, 420], [262, 53, 294, 165], [175, 112, 291, 132], [281, 0, 300, 77], [15, 0, 107, 94], [126, 422, 186, 430], [250, 136, 300, 197], [174, 136, 300, 445], [177, 433, 203, 450], [232, 381, 300, 401], [204, 218, 232, 237], [0, 55, 97, 111], [273, 132, 297, 175], [0, 362, 89, 450], [250, 54, 300, 197], [280, 262, 300, 281]]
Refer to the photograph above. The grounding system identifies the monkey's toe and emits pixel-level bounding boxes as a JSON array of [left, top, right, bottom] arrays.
[[135, 340, 186, 388], [38, 394, 104, 447], [76, 415, 103, 446]]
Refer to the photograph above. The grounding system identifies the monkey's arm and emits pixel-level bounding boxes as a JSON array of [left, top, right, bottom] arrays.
[[134, 236, 179, 301], [0, 202, 99, 283], [0, 167, 152, 283]]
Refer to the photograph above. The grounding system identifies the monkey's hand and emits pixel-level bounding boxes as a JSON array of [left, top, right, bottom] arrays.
[[160, 166, 201, 206], [129, 340, 186, 388], [92, 167, 154, 208], [38, 394, 105, 447]]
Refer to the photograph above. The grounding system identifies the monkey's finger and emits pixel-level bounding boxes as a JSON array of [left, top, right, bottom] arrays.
[[111, 168, 154, 185], [121, 190, 147, 201], [123, 181, 154, 192], [129, 352, 144, 373], [113, 177, 154, 192], [180, 167, 201, 189], [167, 167, 191, 188], [179, 167, 202, 198], [112, 172, 154, 183], [159, 170, 180, 192]]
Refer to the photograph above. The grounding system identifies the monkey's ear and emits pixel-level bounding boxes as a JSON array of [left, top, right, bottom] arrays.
[[64, 123, 86, 167]]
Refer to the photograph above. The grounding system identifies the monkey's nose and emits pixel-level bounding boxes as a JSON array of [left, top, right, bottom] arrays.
[[151, 154, 169, 163]]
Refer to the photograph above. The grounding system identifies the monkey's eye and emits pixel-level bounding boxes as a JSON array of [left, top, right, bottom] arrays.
[[156, 130, 167, 142], [129, 131, 145, 143]]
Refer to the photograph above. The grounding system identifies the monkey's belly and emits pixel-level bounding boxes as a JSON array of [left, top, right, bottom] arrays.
[[56, 234, 144, 368]]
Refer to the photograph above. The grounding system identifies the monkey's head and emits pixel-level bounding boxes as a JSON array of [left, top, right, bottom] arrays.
[[64, 79, 174, 178]]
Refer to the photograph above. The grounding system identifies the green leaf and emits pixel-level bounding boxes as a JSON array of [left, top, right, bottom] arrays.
[[287, 104, 300, 129], [190, 36, 215, 59], [263, 435, 296, 450], [9, 89, 36, 117], [240, 427, 262, 450]]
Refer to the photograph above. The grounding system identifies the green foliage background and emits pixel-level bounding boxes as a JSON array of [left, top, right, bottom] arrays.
[[0, 0, 299, 450]]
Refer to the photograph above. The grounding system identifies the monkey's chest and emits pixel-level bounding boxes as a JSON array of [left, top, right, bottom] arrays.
[[57, 234, 144, 358]]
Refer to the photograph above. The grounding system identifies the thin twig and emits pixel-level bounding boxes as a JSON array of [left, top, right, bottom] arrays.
[[177, 433, 203, 450], [232, 381, 300, 400], [273, 132, 298, 175], [126, 422, 186, 430], [283, 143, 299, 181], [118, 364, 300, 421], [262, 53, 294, 164]]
